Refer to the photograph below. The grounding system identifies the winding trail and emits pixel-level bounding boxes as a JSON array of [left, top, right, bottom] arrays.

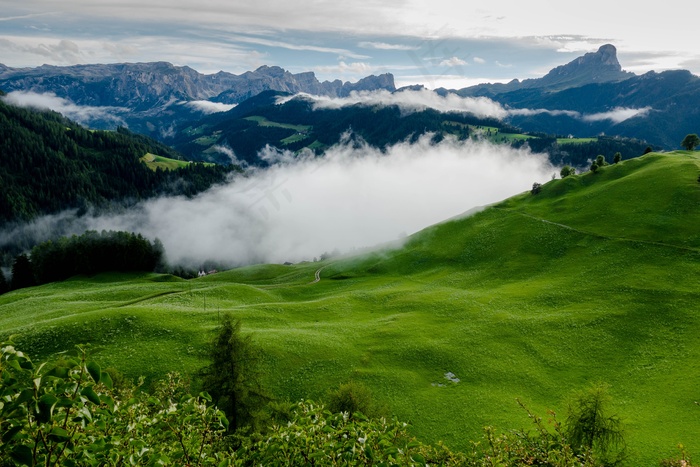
[[310, 265, 327, 284], [497, 208, 700, 253]]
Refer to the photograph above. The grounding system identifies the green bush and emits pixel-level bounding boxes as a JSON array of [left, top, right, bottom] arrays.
[[325, 380, 387, 419]]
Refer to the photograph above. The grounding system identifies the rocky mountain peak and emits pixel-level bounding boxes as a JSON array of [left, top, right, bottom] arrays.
[[577, 44, 621, 69], [528, 43, 633, 90]]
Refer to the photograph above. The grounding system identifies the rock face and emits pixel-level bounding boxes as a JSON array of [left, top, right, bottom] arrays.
[[0, 62, 395, 109], [452, 44, 635, 98], [530, 44, 634, 90]]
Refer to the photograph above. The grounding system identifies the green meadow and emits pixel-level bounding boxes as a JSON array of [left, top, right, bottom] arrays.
[[140, 153, 215, 171], [244, 115, 312, 132], [2, 152, 699, 465]]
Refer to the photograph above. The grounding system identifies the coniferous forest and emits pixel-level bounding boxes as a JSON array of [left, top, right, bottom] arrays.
[[0, 93, 240, 224]]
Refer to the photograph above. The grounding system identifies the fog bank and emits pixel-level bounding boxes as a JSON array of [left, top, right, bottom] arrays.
[[2, 136, 557, 267]]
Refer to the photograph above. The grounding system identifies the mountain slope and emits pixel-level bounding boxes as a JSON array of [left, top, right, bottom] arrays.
[[170, 90, 652, 166], [452, 44, 634, 97], [0, 62, 396, 108], [0, 98, 237, 225], [1, 152, 698, 465], [449, 45, 700, 149], [0, 62, 396, 137]]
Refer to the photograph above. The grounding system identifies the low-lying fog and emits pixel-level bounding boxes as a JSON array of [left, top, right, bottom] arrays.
[[2, 135, 557, 267]]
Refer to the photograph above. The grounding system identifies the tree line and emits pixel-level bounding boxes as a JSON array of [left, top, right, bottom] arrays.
[[5, 230, 164, 291]]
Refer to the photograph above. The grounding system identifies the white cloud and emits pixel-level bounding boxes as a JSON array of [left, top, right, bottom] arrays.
[[3, 136, 554, 267], [2, 91, 126, 125], [582, 107, 652, 123], [439, 57, 468, 67], [509, 106, 653, 123], [185, 100, 237, 114], [275, 89, 653, 125], [358, 41, 420, 51], [314, 61, 374, 75], [226, 34, 371, 60], [277, 89, 509, 119], [473, 57, 486, 64], [0, 37, 84, 64]]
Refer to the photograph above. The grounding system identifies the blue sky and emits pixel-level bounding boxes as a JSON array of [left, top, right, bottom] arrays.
[[1, 1, 698, 89]]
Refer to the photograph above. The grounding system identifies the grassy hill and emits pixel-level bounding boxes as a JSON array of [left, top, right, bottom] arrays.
[[2, 151, 699, 465]]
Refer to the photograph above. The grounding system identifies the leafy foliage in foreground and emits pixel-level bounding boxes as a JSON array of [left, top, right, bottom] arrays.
[[0, 343, 230, 466], [0, 342, 631, 466]]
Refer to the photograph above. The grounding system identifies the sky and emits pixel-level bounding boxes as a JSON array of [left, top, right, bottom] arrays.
[[1, 0, 698, 89]]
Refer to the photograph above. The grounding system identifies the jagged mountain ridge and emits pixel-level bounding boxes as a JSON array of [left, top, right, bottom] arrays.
[[0, 62, 395, 109], [448, 44, 635, 97], [2, 44, 699, 149], [0, 62, 395, 137], [437, 44, 700, 149]]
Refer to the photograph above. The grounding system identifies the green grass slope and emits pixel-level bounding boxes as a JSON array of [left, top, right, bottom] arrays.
[[2, 151, 699, 465]]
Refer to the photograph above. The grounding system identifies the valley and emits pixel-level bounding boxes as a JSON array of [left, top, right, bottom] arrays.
[[2, 36, 700, 465], [2, 152, 699, 465]]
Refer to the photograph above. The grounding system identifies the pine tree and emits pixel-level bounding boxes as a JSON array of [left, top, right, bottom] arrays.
[[198, 314, 268, 432]]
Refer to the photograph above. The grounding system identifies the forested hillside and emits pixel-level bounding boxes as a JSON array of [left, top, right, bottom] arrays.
[[171, 90, 655, 166], [0, 94, 240, 224]]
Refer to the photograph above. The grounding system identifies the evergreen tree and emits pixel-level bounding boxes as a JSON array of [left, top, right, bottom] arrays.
[[198, 314, 268, 432], [565, 383, 626, 465], [11, 254, 35, 290], [0, 268, 8, 294]]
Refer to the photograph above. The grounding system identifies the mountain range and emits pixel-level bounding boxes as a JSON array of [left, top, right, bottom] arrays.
[[1, 44, 699, 149], [0, 62, 395, 108], [446, 45, 700, 148]]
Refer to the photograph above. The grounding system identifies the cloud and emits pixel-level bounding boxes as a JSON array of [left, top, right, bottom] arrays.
[[277, 89, 509, 119], [226, 34, 371, 60], [1, 136, 556, 267], [0, 37, 84, 64], [439, 57, 468, 67], [276, 89, 652, 125], [2, 91, 126, 125], [185, 100, 237, 114], [314, 61, 374, 75], [581, 107, 652, 123], [509, 106, 652, 123], [358, 41, 420, 51], [211, 144, 246, 166], [473, 57, 486, 64]]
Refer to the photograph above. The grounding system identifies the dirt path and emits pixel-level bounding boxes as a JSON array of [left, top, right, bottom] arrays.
[[498, 208, 700, 253], [310, 266, 327, 284]]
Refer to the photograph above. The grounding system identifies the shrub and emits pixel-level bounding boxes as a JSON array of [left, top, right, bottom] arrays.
[[326, 380, 387, 419]]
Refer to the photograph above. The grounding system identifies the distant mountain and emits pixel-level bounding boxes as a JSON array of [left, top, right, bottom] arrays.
[[3, 45, 698, 150], [0, 62, 395, 137], [442, 44, 700, 149], [451, 44, 635, 97], [0, 62, 395, 107]]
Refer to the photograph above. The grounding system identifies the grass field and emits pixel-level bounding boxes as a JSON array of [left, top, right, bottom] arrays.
[[140, 153, 215, 171], [557, 137, 598, 144], [2, 152, 699, 465], [244, 115, 312, 133]]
